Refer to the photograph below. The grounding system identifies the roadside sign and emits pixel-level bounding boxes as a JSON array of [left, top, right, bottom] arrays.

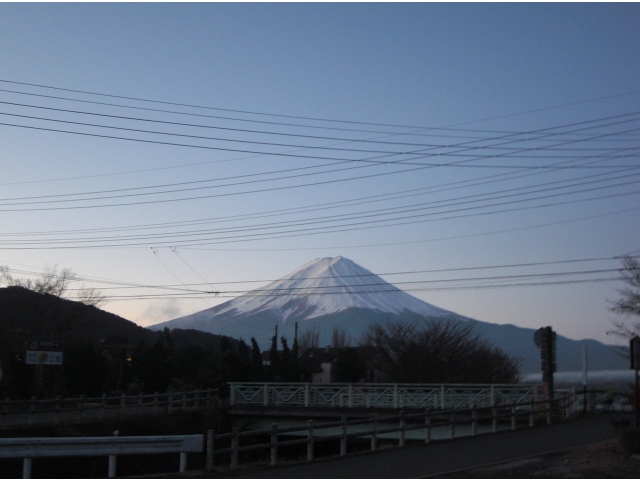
[[26, 341, 63, 365]]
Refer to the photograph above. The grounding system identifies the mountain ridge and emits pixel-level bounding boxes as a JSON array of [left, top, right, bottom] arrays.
[[149, 257, 627, 374]]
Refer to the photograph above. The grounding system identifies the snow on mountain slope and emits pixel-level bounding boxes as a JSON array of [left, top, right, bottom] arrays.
[[210, 256, 454, 320]]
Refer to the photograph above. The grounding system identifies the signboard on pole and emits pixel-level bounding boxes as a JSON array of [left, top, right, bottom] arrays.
[[25, 341, 63, 366]]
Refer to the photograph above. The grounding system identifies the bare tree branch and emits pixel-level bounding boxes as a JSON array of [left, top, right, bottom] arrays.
[[361, 316, 519, 383]]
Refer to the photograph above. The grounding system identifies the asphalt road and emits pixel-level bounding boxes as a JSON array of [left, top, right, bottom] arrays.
[[211, 413, 628, 478]]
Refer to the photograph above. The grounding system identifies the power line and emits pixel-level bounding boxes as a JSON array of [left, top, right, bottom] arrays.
[[3, 99, 638, 152], [3, 181, 637, 249], [179, 204, 640, 253], [5, 254, 631, 291], [2, 169, 637, 245], [104, 277, 621, 301], [86, 267, 625, 295], [3, 77, 639, 134], [0, 132, 638, 211]]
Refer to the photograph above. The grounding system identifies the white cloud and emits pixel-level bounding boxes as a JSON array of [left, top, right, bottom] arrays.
[[135, 299, 183, 327]]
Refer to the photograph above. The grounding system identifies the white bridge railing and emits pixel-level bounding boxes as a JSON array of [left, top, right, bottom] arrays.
[[229, 383, 543, 410]]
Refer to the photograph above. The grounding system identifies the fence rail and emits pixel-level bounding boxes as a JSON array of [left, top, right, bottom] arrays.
[[0, 389, 219, 429], [210, 391, 577, 470], [229, 382, 543, 410], [0, 434, 203, 479]]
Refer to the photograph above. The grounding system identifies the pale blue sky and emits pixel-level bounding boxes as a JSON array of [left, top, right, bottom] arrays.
[[1, 3, 639, 343]]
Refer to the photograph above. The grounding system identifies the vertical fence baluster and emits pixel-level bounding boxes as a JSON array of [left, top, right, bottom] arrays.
[[529, 401, 535, 427], [471, 407, 477, 436], [54, 397, 60, 425], [100, 394, 106, 421], [206, 430, 214, 471], [492, 407, 498, 433], [307, 420, 314, 461], [425, 412, 431, 443], [29, 396, 36, 427], [511, 405, 516, 430], [77, 395, 84, 424], [270, 424, 278, 466], [231, 427, 239, 469], [371, 415, 378, 451], [399, 411, 405, 447], [449, 411, 455, 439], [340, 417, 347, 455], [179, 452, 187, 473]]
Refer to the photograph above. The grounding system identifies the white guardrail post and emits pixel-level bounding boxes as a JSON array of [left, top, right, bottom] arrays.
[[0, 434, 203, 479]]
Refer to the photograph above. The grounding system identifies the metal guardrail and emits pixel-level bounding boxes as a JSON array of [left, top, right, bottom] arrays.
[[229, 382, 543, 410], [1, 389, 219, 429], [0, 434, 203, 479], [209, 392, 578, 470]]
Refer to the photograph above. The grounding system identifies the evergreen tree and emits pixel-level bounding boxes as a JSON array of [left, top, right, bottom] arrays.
[[291, 335, 299, 381], [280, 337, 291, 381], [269, 335, 280, 380], [250, 337, 263, 381]]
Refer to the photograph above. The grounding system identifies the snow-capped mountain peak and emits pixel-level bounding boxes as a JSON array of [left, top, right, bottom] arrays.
[[199, 256, 453, 321]]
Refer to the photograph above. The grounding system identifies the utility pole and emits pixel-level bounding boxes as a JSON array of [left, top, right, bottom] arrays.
[[582, 344, 588, 413], [630, 337, 640, 428], [534, 326, 556, 400], [294, 322, 298, 381]]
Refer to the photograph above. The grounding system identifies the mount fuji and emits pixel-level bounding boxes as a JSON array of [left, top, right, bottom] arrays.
[[149, 256, 626, 374]]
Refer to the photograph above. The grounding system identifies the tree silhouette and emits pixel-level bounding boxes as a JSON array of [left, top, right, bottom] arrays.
[[609, 255, 640, 339], [362, 317, 519, 384]]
